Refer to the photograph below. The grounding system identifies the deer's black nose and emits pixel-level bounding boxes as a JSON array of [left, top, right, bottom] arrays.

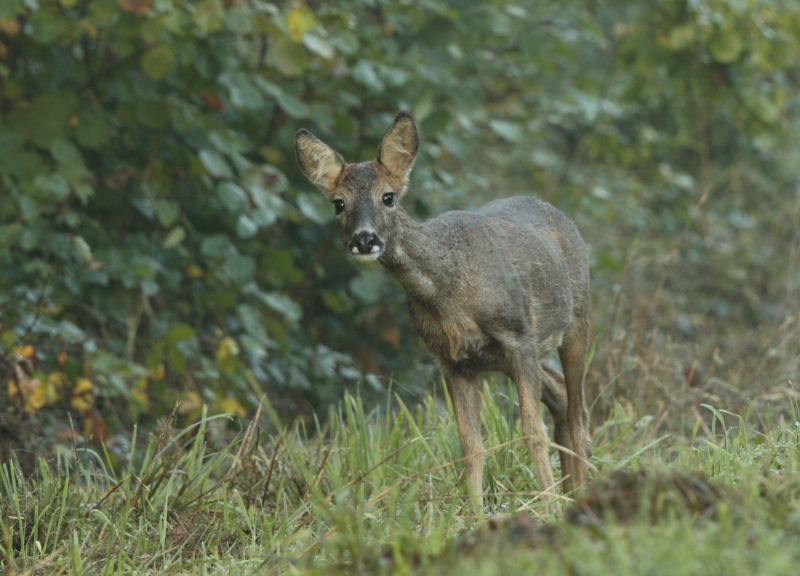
[[350, 232, 383, 254]]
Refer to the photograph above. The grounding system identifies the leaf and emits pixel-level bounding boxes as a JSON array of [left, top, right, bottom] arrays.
[[489, 119, 523, 142], [135, 99, 170, 128], [198, 149, 233, 178], [45, 372, 66, 403], [22, 377, 46, 413], [0, 0, 24, 20], [216, 398, 246, 417], [72, 236, 94, 262], [709, 26, 744, 64], [351, 60, 384, 92], [193, 0, 225, 35], [154, 199, 180, 227], [236, 214, 259, 238], [349, 269, 385, 304], [216, 181, 249, 212], [667, 25, 695, 51], [141, 45, 176, 80], [225, 254, 255, 286], [201, 234, 236, 258], [752, 96, 779, 124], [200, 92, 226, 113], [257, 291, 302, 323], [297, 192, 332, 224], [267, 35, 309, 76], [167, 323, 195, 343], [51, 139, 84, 166], [74, 182, 95, 204], [26, 91, 77, 148], [178, 390, 202, 415], [27, 10, 68, 45], [219, 71, 264, 110], [74, 110, 115, 149], [119, 0, 152, 16], [163, 226, 186, 248], [303, 33, 335, 59], [322, 290, 347, 314], [70, 378, 94, 412], [255, 79, 309, 118], [35, 173, 71, 199], [215, 336, 240, 375], [287, 5, 318, 42], [262, 247, 302, 286]]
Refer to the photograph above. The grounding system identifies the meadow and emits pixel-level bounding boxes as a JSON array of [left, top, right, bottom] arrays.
[[3, 1, 800, 573], [3, 317, 800, 574]]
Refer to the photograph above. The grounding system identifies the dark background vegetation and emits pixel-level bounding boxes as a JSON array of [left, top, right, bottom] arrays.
[[1, 0, 799, 464]]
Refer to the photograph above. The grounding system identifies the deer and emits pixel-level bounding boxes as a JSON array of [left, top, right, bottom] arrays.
[[295, 112, 592, 512]]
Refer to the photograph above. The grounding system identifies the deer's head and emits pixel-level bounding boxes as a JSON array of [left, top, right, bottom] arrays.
[[295, 112, 419, 262]]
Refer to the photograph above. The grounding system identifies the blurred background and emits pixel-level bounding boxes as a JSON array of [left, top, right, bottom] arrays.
[[1, 0, 799, 467]]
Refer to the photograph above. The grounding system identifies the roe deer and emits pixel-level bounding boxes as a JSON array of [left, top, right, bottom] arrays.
[[296, 112, 591, 510]]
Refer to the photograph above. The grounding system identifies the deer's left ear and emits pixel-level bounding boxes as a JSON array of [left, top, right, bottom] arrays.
[[295, 129, 345, 196], [377, 112, 419, 192]]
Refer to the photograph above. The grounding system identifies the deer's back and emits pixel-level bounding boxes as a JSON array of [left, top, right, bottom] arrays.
[[408, 196, 588, 367]]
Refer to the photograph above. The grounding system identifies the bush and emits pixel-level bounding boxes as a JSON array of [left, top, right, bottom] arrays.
[[1, 0, 799, 442]]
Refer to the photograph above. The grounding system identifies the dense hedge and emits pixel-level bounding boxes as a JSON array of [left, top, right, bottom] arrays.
[[1, 0, 799, 440]]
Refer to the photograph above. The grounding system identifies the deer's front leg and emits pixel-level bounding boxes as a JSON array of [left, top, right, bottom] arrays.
[[510, 346, 560, 514], [445, 370, 484, 510]]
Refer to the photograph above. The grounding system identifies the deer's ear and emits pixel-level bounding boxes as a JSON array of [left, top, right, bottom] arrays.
[[377, 112, 419, 189], [295, 130, 345, 195]]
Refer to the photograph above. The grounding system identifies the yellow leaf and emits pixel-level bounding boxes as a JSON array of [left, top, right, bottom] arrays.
[[46, 372, 68, 404], [0, 19, 21, 38], [185, 264, 205, 280], [71, 378, 94, 412], [216, 337, 240, 362], [150, 362, 165, 381], [217, 398, 247, 418], [7, 379, 20, 402], [216, 336, 241, 375], [178, 390, 203, 415], [20, 374, 40, 396], [131, 377, 149, 407], [80, 19, 99, 40], [23, 379, 46, 413], [287, 5, 317, 42], [73, 377, 93, 394], [15, 344, 35, 361]]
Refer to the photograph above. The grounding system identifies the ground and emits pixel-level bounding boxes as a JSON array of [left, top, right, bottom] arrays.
[[2, 372, 800, 575]]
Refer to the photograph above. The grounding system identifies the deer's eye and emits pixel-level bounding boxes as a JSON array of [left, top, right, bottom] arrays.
[[333, 199, 345, 215], [382, 193, 395, 207]]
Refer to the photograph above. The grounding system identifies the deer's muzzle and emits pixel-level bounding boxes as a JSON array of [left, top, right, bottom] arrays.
[[349, 231, 384, 258]]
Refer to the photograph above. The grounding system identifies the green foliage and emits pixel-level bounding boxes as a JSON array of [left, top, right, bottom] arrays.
[[1, 0, 799, 430]]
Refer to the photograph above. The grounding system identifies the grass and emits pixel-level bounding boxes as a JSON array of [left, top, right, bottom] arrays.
[[2, 378, 800, 575]]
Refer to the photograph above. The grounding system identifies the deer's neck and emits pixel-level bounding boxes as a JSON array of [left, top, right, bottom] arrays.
[[380, 211, 443, 303]]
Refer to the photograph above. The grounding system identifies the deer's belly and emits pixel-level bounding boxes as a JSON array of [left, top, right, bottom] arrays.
[[409, 305, 504, 368]]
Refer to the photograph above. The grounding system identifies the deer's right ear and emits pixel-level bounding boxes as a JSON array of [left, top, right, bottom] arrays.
[[295, 129, 345, 195]]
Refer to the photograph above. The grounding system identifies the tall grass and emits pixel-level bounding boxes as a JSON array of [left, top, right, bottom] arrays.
[[2, 381, 800, 575]]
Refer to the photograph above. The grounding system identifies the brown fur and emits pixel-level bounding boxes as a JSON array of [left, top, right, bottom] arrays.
[[296, 112, 592, 512]]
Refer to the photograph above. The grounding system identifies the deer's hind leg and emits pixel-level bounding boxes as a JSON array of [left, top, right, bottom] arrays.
[[443, 368, 485, 509], [540, 362, 572, 494], [558, 315, 592, 491]]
